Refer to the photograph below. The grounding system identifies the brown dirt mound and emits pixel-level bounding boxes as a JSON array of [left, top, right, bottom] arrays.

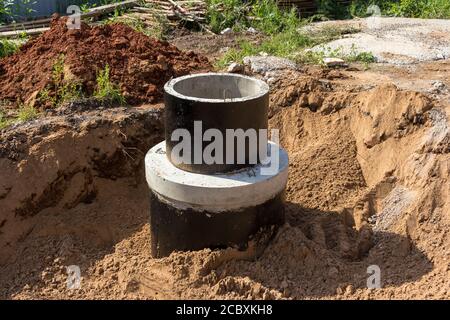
[[0, 17, 210, 107]]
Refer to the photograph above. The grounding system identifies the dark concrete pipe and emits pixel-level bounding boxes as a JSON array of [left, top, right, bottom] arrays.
[[164, 73, 269, 174]]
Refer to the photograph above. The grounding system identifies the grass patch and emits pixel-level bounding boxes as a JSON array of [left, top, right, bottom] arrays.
[[215, 23, 370, 68], [390, 0, 450, 18], [0, 38, 19, 58], [213, 0, 316, 68], [309, 24, 361, 43], [294, 44, 376, 67], [0, 111, 14, 129], [258, 29, 313, 57], [211, 0, 376, 69], [348, 50, 376, 64], [212, 1, 379, 69], [17, 104, 38, 122], [0, 106, 39, 129], [206, 0, 302, 34], [350, 0, 450, 19], [95, 64, 126, 105], [215, 40, 257, 69]]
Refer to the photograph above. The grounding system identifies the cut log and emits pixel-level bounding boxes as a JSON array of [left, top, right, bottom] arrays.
[[0, 27, 50, 38], [79, 0, 139, 19]]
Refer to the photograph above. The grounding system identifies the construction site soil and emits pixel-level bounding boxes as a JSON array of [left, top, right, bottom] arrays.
[[0, 23, 449, 300]]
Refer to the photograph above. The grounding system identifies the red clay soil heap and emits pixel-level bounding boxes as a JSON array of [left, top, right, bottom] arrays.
[[0, 17, 211, 107]]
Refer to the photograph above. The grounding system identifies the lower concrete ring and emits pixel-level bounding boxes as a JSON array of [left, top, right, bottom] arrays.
[[145, 141, 289, 258]]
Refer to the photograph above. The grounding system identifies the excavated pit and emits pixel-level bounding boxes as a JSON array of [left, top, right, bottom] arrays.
[[0, 69, 448, 300]]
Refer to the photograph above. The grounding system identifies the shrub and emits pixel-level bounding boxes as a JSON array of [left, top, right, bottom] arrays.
[[0, 38, 19, 58], [206, 0, 303, 34]]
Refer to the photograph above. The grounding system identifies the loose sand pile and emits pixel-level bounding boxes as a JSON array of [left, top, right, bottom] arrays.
[[0, 17, 210, 107], [0, 62, 448, 299]]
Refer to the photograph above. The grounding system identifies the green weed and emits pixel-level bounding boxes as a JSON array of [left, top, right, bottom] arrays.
[[95, 64, 126, 105], [205, 0, 303, 35], [17, 104, 38, 122], [38, 54, 83, 107], [350, 0, 450, 19], [0, 38, 19, 58], [0, 111, 13, 129]]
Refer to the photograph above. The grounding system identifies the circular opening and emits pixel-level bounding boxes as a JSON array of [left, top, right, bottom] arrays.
[[165, 73, 269, 102]]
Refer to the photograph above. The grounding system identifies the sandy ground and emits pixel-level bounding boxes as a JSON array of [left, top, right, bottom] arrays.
[[0, 20, 449, 300], [308, 17, 450, 64]]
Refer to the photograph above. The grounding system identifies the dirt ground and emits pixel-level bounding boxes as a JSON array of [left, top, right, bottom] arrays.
[[0, 28, 449, 299]]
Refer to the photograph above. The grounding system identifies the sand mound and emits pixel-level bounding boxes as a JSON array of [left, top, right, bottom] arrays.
[[0, 17, 210, 107]]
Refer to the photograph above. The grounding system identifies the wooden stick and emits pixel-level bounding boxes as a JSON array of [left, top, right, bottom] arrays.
[[81, 0, 139, 19], [0, 27, 50, 38]]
